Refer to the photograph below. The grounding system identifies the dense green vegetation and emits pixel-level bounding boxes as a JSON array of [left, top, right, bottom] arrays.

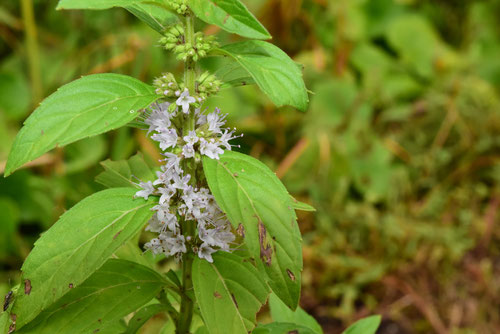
[[1, 0, 499, 333]]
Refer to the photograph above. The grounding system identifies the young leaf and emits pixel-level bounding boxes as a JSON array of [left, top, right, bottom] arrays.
[[11, 188, 156, 329], [5, 74, 159, 176], [16, 260, 166, 334], [215, 41, 309, 111], [268, 293, 323, 334], [57, 0, 157, 10], [253, 322, 318, 334], [125, 2, 179, 33], [189, 0, 271, 40], [203, 151, 302, 310], [192, 252, 269, 334], [342, 315, 381, 334], [95, 152, 157, 189]]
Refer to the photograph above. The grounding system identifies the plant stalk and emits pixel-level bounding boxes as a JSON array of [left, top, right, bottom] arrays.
[[20, 0, 43, 104], [176, 10, 197, 334]]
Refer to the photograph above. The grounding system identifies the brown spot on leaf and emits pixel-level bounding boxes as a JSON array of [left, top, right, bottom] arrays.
[[231, 293, 238, 308], [113, 230, 122, 240], [41, 130, 44, 135], [286, 269, 296, 281], [93, 329, 100, 333], [237, 224, 245, 237], [288, 331, 299, 334], [223, 13, 230, 24], [8, 324, 15, 334], [258, 221, 273, 266], [233, 172, 238, 177], [214, 291, 222, 299], [24, 279, 32, 295], [69, 283, 74, 289], [3, 291, 13, 311]]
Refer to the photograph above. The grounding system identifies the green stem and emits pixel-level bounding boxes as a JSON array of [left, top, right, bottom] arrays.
[[184, 11, 196, 134], [176, 10, 197, 334], [20, 0, 43, 104]]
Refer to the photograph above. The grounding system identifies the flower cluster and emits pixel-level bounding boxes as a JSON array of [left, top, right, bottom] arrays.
[[135, 90, 241, 262], [160, 25, 218, 61]]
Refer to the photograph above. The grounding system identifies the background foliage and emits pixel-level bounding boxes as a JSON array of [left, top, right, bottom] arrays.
[[1, 0, 499, 333]]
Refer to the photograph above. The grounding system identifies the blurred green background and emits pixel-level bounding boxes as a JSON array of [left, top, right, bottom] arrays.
[[1, 0, 499, 333]]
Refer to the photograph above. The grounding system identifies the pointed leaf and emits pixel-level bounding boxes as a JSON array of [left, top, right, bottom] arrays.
[[125, 2, 178, 33], [203, 151, 302, 309], [193, 252, 269, 334], [269, 293, 323, 334], [17, 260, 166, 334], [342, 315, 381, 334], [215, 41, 309, 111], [12, 188, 156, 329], [189, 0, 271, 40], [5, 74, 159, 176], [289, 196, 316, 212], [253, 322, 318, 334]]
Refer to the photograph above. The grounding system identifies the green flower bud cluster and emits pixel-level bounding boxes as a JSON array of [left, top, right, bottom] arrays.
[[153, 73, 181, 98], [196, 71, 222, 99], [168, 0, 189, 15], [160, 26, 218, 62]]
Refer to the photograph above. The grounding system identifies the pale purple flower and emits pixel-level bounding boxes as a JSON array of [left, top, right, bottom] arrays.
[[135, 181, 154, 200], [176, 89, 196, 114], [151, 129, 178, 150], [200, 138, 224, 160]]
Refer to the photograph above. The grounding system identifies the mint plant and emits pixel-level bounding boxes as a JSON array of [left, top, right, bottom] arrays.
[[0, 0, 313, 333], [1, 1, 383, 334]]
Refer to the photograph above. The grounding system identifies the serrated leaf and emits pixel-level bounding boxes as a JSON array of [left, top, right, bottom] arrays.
[[5, 74, 159, 176], [253, 322, 318, 334], [269, 293, 323, 334], [216, 41, 309, 111], [342, 315, 381, 334], [95, 152, 156, 188], [12, 188, 156, 329], [189, 0, 271, 40], [125, 2, 178, 33], [192, 252, 269, 334], [203, 151, 302, 309], [17, 260, 166, 334]]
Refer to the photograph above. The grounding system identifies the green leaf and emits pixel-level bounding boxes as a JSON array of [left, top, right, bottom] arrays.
[[215, 41, 309, 111], [253, 322, 318, 334], [289, 196, 316, 212], [12, 188, 156, 329], [123, 303, 168, 334], [189, 0, 271, 40], [203, 151, 302, 309], [125, 2, 178, 33], [192, 252, 269, 334], [268, 293, 323, 334], [95, 152, 157, 188], [57, 0, 152, 10], [215, 60, 256, 89], [17, 260, 166, 334], [342, 315, 381, 334], [5, 74, 159, 176]]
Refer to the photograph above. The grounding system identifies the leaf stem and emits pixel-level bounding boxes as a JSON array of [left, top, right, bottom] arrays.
[[176, 10, 197, 334], [20, 0, 43, 104]]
